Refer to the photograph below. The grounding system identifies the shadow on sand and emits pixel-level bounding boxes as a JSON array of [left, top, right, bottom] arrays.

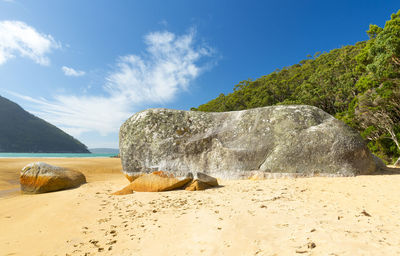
[[371, 165, 400, 175]]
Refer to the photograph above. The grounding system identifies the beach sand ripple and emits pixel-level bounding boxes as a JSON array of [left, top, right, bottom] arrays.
[[1, 158, 400, 255]]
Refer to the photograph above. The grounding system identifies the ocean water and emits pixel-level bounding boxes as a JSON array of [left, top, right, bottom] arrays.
[[0, 153, 117, 158]]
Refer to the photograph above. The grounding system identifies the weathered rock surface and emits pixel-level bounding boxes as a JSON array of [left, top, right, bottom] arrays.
[[113, 171, 218, 194], [124, 173, 143, 183], [372, 154, 386, 171], [120, 105, 378, 179], [113, 171, 192, 194], [185, 172, 219, 191], [20, 162, 86, 193]]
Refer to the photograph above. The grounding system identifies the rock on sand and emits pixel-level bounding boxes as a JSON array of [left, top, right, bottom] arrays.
[[119, 105, 379, 179], [20, 162, 86, 194], [113, 171, 218, 194]]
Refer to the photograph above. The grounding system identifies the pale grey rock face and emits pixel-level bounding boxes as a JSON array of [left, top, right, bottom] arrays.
[[119, 105, 378, 179]]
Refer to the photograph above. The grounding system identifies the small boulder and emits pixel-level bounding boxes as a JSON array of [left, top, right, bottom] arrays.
[[185, 172, 219, 191], [113, 171, 192, 194], [20, 162, 86, 194]]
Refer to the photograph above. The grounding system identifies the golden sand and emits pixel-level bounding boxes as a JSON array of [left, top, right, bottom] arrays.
[[1, 158, 400, 255], [0, 158, 122, 191]]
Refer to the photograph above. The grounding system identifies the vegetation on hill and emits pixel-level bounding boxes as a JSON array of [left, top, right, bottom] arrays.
[[0, 95, 89, 153], [193, 10, 400, 165]]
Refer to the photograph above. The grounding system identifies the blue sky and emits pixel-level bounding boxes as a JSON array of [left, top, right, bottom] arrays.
[[0, 0, 398, 149]]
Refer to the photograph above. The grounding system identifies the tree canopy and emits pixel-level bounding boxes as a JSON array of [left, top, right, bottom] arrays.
[[193, 10, 400, 165]]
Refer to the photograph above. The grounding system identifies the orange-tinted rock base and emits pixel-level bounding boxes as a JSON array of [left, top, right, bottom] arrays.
[[184, 180, 213, 191], [114, 171, 219, 195], [112, 185, 134, 195], [113, 172, 192, 194], [20, 175, 52, 193], [124, 173, 143, 182], [20, 170, 86, 194]]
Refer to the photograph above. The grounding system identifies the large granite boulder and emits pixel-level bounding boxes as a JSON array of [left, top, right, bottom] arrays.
[[120, 105, 378, 179], [20, 162, 86, 193]]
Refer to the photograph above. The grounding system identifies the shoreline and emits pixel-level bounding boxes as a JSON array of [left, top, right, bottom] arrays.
[[0, 157, 118, 159], [1, 172, 400, 255], [1, 158, 400, 255], [0, 157, 123, 193], [1, 157, 399, 192]]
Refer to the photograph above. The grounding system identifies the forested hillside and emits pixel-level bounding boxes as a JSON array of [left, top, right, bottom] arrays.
[[194, 10, 400, 165], [0, 95, 89, 153]]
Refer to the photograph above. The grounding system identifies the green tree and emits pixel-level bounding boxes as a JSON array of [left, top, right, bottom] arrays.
[[356, 87, 400, 165], [365, 10, 400, 79], [194, 9, 400, 163]]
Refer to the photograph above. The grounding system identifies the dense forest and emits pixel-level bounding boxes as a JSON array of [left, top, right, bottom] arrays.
[[193, 10, 400, 165], [0, 95, 89, 153]]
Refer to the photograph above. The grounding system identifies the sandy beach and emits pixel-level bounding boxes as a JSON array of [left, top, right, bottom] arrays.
[[1, 158, 400, 255]]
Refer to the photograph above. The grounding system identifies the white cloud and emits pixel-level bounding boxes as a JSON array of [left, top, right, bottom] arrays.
[[13, 30, 213, 137], [62, 66, 86, 77], [105, 30, 210, 103], [0, 20, 60, 65]]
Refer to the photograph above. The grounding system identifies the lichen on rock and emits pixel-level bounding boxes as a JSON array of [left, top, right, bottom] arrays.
[[119, 105, 380, 179]]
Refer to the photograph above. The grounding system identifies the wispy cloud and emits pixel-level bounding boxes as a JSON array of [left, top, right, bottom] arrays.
[[105, 30, 211, 103], [14, 29, 213, 137], [0, 20, 60, 65], [158, 19, 168, 27], [62, 66, 86, 77]]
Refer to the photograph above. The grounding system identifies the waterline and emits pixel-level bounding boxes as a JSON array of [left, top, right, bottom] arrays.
[[0, 153, 117, 158]]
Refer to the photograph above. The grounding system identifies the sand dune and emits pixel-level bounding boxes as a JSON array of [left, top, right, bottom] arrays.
[[1, 158, 400, 255]]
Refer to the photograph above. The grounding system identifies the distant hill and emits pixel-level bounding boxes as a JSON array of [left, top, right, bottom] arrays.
[[0, 95, 89, 153], [193, 10, 400, 164], [89, 148, 119, 154]]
